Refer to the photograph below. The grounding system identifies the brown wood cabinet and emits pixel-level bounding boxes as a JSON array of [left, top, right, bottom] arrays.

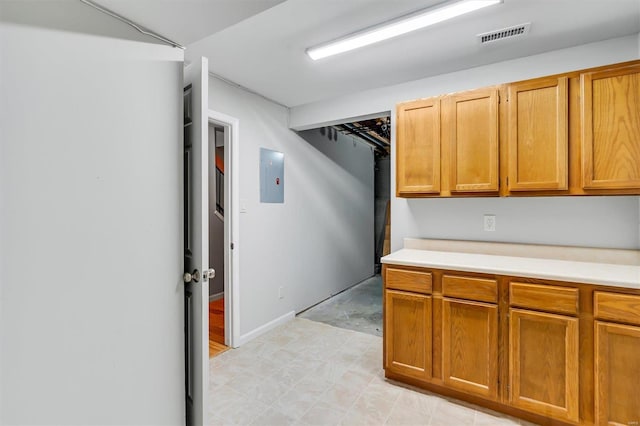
[[396, 98, 441, 195], [442, 298, 498, 399], [383, 263, 640, 425], [509, 308, 579, 422], [384, 289, 432, 381], [507, 76, 568, 191], [443, 88, 499, 193], [594, 291, 640, 425], [395, 60, 640, 198], [594, 321, 640, 426], [581, 63, 640, 190]]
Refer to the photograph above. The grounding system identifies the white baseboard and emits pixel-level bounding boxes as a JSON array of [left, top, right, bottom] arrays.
[[209, 292, 224, 301], [236, 311, 295, 347]]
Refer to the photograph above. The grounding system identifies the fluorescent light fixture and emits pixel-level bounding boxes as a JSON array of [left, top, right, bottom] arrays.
[[306, 0, 502, 60]]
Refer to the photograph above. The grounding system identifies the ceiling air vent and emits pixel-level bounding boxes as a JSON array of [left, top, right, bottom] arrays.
[[477, 23, 531, 44]]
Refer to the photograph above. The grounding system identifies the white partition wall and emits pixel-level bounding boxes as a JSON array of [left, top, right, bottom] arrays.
[[0, 19, 185, 425]]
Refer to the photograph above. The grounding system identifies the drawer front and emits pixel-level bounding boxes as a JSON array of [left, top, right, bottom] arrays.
[[595, 291, 640, 326], [386, 267, 432, 294], [442, 274, 497, 303], [510, 282, 578, 316]]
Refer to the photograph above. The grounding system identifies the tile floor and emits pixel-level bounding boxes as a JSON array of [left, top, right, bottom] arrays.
[[209, 318, 537, 425]]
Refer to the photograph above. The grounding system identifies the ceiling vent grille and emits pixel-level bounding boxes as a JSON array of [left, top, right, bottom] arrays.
[[477, 23, 531, 44]]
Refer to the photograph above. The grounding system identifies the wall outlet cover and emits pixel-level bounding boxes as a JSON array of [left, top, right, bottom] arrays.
[[484, 214, 496, 232]]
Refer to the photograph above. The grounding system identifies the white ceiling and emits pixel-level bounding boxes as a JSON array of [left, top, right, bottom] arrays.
[[38, 0, 640, 108], [183, 0, 640, 107], [94, 0, 286, 46]]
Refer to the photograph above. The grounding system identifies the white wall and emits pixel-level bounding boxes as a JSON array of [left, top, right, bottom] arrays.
[[290, 35, 640, 251], [208, 77, 374, 337], [0, 22, 185, 425]]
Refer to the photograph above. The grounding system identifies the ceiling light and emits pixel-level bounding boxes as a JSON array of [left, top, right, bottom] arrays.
[[306, 0, 502, 60]]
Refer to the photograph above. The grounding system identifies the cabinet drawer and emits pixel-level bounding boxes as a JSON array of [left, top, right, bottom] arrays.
[[442, 274, 497, 303], [595, 291, 640, 326], [386, 267, 432, 294], [510, 282, 578, 316]]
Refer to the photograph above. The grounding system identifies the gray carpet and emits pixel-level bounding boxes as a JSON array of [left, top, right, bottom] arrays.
[[298, 275, 383, 337]]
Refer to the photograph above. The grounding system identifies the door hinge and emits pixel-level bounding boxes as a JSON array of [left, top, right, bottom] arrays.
[[230, 242, 235, 250]]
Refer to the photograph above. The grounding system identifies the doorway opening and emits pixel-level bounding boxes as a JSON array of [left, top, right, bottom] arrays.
[[206, 111, 240, 357], [297, 115, 390, 337]]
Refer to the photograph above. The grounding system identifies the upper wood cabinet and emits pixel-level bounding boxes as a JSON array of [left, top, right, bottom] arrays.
[[396, 98, 441, 195], [443, 88, 499, 193], [507, 76, 568, 191], [581, 63, 640, 190], [395, 60, 640, 197]]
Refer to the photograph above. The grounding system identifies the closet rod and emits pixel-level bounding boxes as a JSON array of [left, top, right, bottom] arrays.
[[79, 0, 185, 49]]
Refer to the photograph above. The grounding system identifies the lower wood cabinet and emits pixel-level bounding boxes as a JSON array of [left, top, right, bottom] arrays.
[[442, 298, 498, 399], [595, 321, 640, 426], [509, 308, 579, 422], [384, 264, 640, 425], [384, 289, 432, 381]]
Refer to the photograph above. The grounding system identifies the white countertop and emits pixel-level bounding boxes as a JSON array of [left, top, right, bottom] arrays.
[[382, 248, 640, 289]]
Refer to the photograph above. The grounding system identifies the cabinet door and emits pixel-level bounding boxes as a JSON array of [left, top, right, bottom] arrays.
[[581, 64, 640, 190], [507, 77, 568, 191], [445, 88, 499, 193], [595, 321, 640, 426], [442, 298, 498, 399], [385, 290, 432, 381], [509, 308, 579, 422], [396, 98, 441, 195]]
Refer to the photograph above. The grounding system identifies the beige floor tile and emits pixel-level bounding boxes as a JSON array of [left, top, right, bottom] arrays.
[[234, 375, 294, 405], [337, 369, 376, 390], [321, 382, 363, 410], [208, 384, 269, 425], [474, 409, 521, 425], [384, 408, 431, 426], [307, 360, 352, 383], [346, 382, 402, 424], [249, 407, 297, 426], [270, 376, 333, 420], [297, 400, 347, 426], [384, 387, 440, 425], [208, 318, 538, 426], [430, 399, 476, 426]]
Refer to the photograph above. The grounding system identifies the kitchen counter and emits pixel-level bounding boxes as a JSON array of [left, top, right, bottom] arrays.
[[382, 243, 640, 289]]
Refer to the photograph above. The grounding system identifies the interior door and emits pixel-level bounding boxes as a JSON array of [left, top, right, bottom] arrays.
[[183, 56, 209, 426]]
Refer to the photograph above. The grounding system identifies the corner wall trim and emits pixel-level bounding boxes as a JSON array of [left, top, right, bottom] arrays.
[[236, 311, 295, 347], [80, 0, 185, 49]]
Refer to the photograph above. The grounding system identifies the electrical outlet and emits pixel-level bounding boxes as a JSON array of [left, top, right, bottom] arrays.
[[278, 286, 284, 299], [484, 214, 496, 232]]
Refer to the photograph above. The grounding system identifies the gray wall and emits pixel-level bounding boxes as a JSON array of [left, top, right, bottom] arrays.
[[208, 124, 225, 297], [208, 78, 374, 337], [0, 16, 184, 425], [290, 35, 640, 251]]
